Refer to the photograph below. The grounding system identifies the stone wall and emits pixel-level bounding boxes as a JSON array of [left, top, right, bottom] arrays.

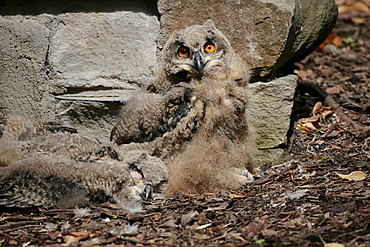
[[0, 0, 338, 164]]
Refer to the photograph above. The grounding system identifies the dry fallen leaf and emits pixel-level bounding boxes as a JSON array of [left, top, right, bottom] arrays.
[[229, 193, 246, 198], [261, 229, 278, 237], [303, 122, 318, 131], [327, 130, 341, 138], [326, 86, 344, 94], [314, 140, 325, 145], [294, 68, 315, 81], [331, 144, 343, 150], [299, 115, 320, 125], [312, 102, 323, 114], [335, 171, 367, 181], [351, 17, 367, 24], [63, 231, 90, 244], [295, 125, 314, 135], [297, 103, 334, 133], [318, 32, 343, 51], [229, 233, 248, 243], [203, 192, 218, 196], [321, 108, 335, 118], [338, 1, 370, 14], [324, 243, 346, 247]]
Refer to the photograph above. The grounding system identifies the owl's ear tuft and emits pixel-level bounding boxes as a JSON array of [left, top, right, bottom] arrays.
[[170, 30, 181, 39], [204, 19, 216, 28]]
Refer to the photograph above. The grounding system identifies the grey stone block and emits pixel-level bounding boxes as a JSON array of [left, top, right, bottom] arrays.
[[50, 12, 159, 89], [55, 99, 124, 143], [248, 74, 298, 164], [0, 16, 52, 120], [0, 2, 160, 131], [248, 74, 298, 149]]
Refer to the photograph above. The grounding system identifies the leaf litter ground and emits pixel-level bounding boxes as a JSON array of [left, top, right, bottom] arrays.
[[1, 13, 370, 247]]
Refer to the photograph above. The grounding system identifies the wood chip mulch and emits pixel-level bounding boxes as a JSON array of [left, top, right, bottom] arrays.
[[1, 154, 369, 246]]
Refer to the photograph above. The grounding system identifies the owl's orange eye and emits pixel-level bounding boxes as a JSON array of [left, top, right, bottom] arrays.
[[204, 42, 216, 53], [177, 46, 190, 58]]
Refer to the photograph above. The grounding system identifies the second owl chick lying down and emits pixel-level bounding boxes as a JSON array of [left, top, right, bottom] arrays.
[[0, 116, 168, 209], [0, 21, 254, 209]]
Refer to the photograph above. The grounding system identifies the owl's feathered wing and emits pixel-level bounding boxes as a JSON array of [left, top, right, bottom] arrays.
[[111, 85, 206, 157], [0, 156, 90, 208], [0, 156, 109, 208]]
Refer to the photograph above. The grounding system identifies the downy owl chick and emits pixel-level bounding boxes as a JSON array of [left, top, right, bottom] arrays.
[[111, 20, 255, 195], [0, 116, 168, 208], [0, 151, 168, 208]]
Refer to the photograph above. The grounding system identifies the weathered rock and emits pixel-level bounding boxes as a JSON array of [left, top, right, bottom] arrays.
[[254, 148, 286, 166], [273, 0, 339, 76], [55, 99, 123, 142], [50, 12, 159, 89], [248, 74, 298, 164], [0, 16, 51, 120], [248, 74, 298, 149], [158, 0, 338, 79], [0, 1, 160, 138]]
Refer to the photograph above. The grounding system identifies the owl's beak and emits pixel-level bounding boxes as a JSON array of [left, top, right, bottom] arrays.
[[193, 52, 204, 72]]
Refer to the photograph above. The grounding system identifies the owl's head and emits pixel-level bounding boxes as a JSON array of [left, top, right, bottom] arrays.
[[154, 20, 249, 91]]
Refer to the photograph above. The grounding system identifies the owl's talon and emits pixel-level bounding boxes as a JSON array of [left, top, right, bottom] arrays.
[[141, 184, 153, 200], [242, 169, 255, 183]]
